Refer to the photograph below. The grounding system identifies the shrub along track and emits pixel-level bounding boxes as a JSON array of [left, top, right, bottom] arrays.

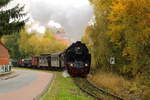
[[73, 77, 125, 100]]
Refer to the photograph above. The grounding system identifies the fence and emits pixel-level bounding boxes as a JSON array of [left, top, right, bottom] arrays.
[[0, 65, 11, 72]]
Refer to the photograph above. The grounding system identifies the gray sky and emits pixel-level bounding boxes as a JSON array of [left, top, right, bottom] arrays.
[[7, 0, 93, 40]]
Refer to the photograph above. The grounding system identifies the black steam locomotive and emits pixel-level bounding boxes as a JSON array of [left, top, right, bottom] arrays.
[[63, 41, 91, 76], [17, 41, 91, 76]]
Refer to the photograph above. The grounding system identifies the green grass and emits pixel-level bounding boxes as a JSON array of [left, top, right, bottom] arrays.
[[40, 72, 95, 100], [12, 67, 50, 72], [0, 71, 12, 75]]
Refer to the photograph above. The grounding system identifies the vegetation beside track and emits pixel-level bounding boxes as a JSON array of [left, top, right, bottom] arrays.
[[40, 72, 95, 100], [89, 70, 150, 100], [82, 1, 150, 99], [74, 77, 124, 100]]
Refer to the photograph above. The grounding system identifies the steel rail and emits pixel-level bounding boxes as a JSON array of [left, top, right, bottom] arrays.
[[74, 78, 125, 100]]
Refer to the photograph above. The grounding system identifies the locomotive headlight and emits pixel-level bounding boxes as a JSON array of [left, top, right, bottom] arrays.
[[70, 63, 73, 67], [85, 64, 88, 67], [77, 47, 80, 49]]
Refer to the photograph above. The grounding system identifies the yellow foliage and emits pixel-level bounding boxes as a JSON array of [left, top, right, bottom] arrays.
[[88, 0, 150, 78], [19, 29, 67, 57], [108, 1, 126, 22]]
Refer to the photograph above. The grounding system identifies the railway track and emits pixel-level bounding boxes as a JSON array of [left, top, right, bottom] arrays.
[[73, 78, 125, 100]]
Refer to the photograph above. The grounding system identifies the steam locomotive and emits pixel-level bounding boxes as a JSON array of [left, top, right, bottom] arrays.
[[16, 41, 91, 76]]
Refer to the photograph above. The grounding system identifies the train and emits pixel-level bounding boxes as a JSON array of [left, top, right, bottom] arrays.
[[16, 41, 91, 76]]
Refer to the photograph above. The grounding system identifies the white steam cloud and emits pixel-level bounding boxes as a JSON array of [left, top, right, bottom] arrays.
[[7, 0, 93, 40]]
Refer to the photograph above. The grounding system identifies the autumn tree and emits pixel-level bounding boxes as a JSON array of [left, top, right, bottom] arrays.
[[86, 0, 150, 78], [83, 0, 113, 70], [107, 0, 150, 77], [18, 28, 67, 58], [2, 32, 23, 59]]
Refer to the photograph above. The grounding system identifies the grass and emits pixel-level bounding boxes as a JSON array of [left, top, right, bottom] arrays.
[[40, 72, 95, 100], [0, 71, 11, 74], [89, 70, 150, 100], [12, 67, 51, 73], [0, 71, 13, 76], [89, 71, 130, 93]]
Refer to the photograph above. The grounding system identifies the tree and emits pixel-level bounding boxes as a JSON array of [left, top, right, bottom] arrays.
[[87, 0, 150, 78], [107, 0, 150, 77], [0, 0, 25, 39], [18, 28, 67, 58], [2, 32, 24, 60]]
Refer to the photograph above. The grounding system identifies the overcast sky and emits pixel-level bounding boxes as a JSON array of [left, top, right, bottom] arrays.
[[6, 0, 93, 41]]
